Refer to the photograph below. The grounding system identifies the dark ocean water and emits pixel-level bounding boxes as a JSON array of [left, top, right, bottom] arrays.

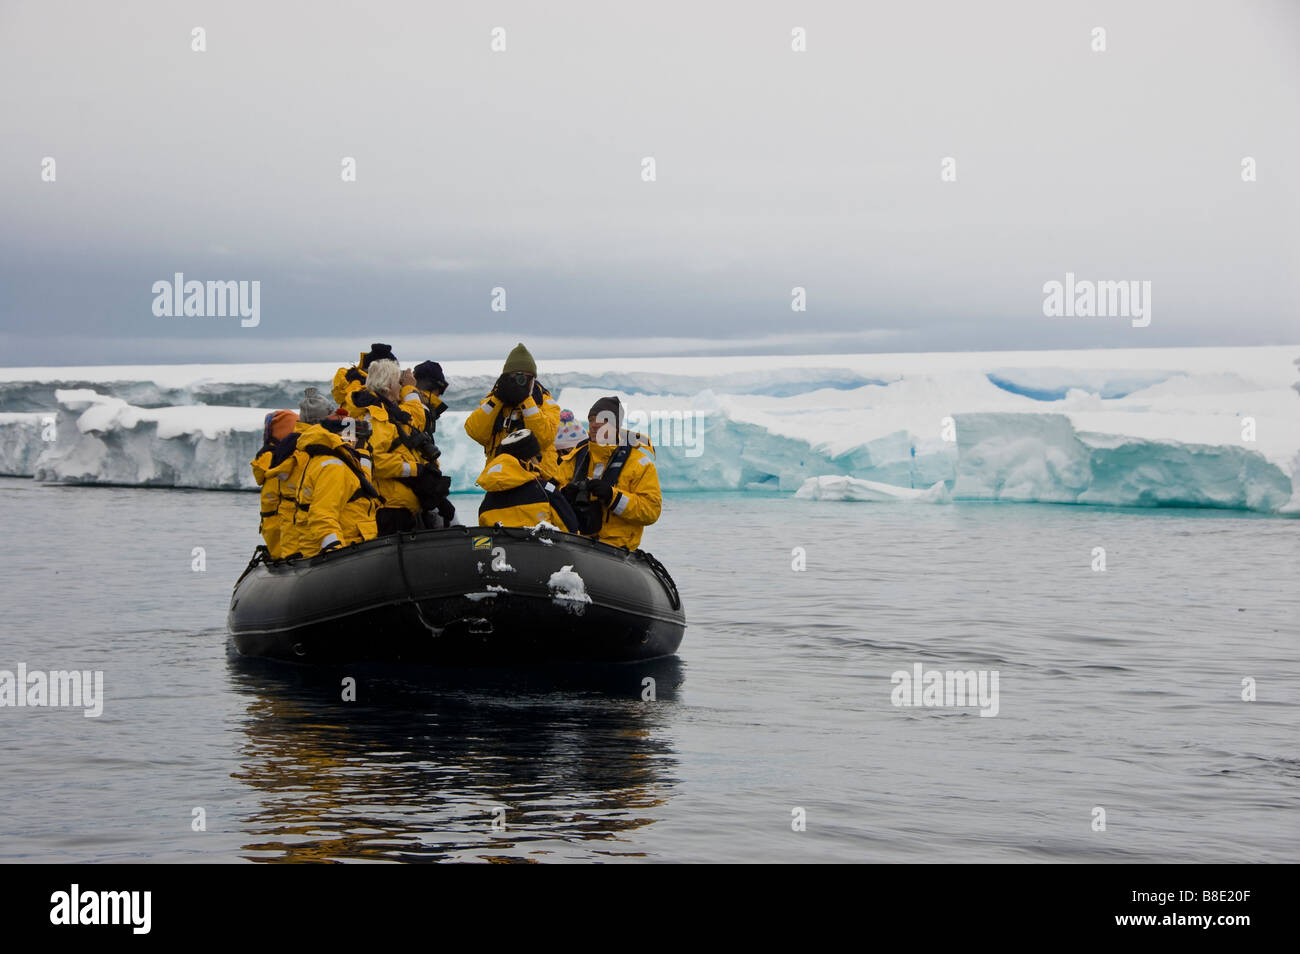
[[0, 476, 1296, 862]]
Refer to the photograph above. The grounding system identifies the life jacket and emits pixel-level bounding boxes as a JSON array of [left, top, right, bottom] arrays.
[[253, 429, 309, 559], [348, 390, 429, 513], [285, 430, 383, 557], [565, 443, 633, 536], [302, 442, 382, 502], [466, 381, 563, 483], [559, 435, 660, 549], [476, 454, 570, 530]]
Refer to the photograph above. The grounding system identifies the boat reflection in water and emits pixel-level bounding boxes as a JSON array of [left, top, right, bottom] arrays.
[[226, 648, 685, 862]]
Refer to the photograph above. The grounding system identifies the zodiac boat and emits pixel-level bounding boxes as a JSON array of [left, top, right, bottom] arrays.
[[228, 524, 685, 665]]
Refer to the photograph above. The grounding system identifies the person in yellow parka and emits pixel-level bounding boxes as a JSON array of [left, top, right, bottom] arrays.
[[282, 418, 382, 558], [464, 343, 563, 484], [251, 409, 301, 558], [409, 360, 449, 432], [252, 389, 340, 558], [476, 429, 579, 532], [343, 417, 381, 544], [331, 342, 396, 408], [558, 396, 661, 551], [347, 358, 451, 534]]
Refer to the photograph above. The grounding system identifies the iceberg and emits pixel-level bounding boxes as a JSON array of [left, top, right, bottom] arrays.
[[0, 346, 1296, 513], [796, 476, 952, 503]]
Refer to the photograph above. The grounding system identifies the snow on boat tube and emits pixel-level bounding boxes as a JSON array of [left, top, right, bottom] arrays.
[[228, 524, 685, 665]]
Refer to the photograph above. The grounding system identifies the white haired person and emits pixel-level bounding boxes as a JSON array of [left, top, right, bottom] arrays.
[[346, 358, 453, 533]]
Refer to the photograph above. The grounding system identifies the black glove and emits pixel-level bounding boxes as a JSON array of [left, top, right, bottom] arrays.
[[493, 372, 530, 407], [561, 482, 582, 505], [587, 478, 613, 504], [435, 497, 456, 523], [402, 427, 441, 463]]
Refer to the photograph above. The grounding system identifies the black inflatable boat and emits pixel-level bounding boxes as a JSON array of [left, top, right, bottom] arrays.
[[228, 524, 685, 665]]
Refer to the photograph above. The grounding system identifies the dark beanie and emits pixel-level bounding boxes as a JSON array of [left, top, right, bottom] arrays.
[[361, 343, 395, 369], [499, 428, 542, 462], [413, 360, 447, 391], [588, 396, 622, 427]]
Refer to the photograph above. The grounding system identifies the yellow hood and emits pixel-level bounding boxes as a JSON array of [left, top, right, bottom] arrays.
[[476, 454, 539, 492]]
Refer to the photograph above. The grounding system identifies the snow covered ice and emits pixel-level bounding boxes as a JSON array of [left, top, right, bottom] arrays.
[[547, 565, 592, 613], [1, 346, 1297, 513], [797, 476, 952, 504]]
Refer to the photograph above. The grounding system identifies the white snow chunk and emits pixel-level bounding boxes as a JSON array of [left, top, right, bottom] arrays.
[[547, 564, 592, 614], [796, 475, 952, 503], [529, 520, 562, 544]]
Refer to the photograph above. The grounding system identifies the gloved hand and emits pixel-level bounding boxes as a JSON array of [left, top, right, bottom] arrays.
[[587, 478, 613, 503], [435, 497, 456, 524], [493, 372, 531, 407]]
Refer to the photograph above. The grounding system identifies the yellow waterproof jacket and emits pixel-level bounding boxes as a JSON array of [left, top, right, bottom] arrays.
[[346, 389, 428, 513], [476, 454, 567, 529], [464, 383, 562, 483], [283, 427, 382, 558], [251, 421, 312, 559], [558, 436, 661, 550], [410, 387, 446, 432], [346, 449, 380, 544], [331, 353, 369, 407]]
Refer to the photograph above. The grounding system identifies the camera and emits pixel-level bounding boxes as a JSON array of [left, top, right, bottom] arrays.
[[402, 428, 441, 463], [562, 480, 603, 535]]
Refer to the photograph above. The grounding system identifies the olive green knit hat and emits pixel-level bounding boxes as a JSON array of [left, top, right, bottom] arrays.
[[503, 343, 537, 376]]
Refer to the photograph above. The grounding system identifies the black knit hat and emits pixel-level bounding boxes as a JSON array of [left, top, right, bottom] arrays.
[[588, 395, 621, 428], [320, 417, 354, 435], [361, 343, 395, 369], [499, 428, 542, 462], [413, 360, 447, 391]]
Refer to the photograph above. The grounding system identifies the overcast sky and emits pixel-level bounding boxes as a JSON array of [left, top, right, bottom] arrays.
[[1, 0, 1297, 366]]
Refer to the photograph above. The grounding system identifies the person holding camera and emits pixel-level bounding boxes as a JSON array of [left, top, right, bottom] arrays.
[[475, 429, 579, 532], [407, 360, 449, 433], [331, 342, 400, 408], [558, 396, 661, 550], [464, 343, 563, 483], [348, 358, 453, 534]]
